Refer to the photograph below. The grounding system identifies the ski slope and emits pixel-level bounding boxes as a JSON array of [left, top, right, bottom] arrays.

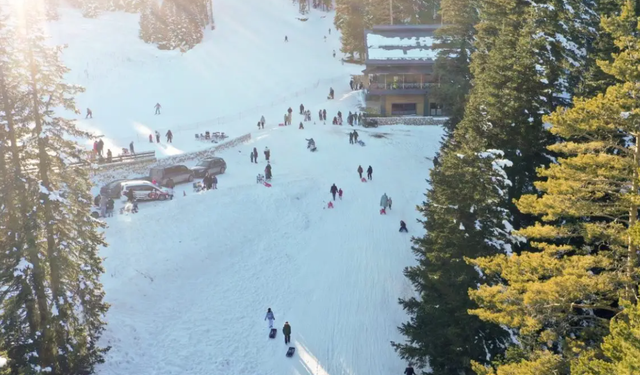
[[44, 1, 445, 374]]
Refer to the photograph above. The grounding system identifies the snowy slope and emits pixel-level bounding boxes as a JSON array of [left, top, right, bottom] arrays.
[[41, 1, 445, 374], [47, 0, 361, 157], [100, 124, 443, 375]]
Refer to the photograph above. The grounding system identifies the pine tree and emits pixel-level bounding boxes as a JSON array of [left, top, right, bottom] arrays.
[[298, 0, 309, 14], [0, 4, 110, 374], [469, 2, 640, 373], [573, 300, 640, 375], [431, 0, 476, 133], [334, 0, 367, 59], [394, 146, 513, 374], [139, 0, 164, 44], [82, 0, 100, 18]]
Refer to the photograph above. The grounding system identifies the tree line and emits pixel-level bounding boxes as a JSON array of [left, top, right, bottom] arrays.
[[0, 2, 109, 374], [392, 0, 640, 372], [43, 0, 213, 51]]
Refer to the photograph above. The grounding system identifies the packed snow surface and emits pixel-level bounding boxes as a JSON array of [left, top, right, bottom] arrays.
[[45, 0, 445, 374]]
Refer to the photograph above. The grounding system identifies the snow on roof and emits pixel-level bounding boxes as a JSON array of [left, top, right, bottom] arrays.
[[366, 33, 439, 61]]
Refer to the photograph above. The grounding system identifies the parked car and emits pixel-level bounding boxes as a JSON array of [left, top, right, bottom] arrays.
[[191, 157, 227, 177], [121, 180, 173, 202], [100, 179, 130, 199], [149, 165, 194, 187]]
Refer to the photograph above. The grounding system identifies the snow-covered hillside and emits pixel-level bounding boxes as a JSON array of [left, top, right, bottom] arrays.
[[45, 1, 445, 374]]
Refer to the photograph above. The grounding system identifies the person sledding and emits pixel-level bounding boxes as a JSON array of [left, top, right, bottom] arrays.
[[400, 220, 408, 232], [265, 308, 275, 328], [265, 162, 272, 180], [380, 193, 389, 214], [330, 183, 338, 201], [306, 138, 316, 149]]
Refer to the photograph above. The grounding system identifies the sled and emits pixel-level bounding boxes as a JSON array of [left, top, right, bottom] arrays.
[[380, 208, 386, 215], [264, 182, 272, 188], [358, 140, 365, 146], [327, 202, 334, 209], [361, 177, 367, 182], [279, 123, 286, 127], [286, 347, 296, 357], [269, 329, 277, 338]]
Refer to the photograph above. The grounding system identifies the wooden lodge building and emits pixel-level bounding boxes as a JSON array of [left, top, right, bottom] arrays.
[[362, 24, 445, 117]]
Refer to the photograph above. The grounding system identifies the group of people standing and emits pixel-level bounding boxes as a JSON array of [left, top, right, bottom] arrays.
[[149, 130, 174, 144]]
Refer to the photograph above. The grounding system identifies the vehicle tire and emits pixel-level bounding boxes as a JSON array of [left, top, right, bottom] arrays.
[[188, 174, 194, 182], [159, 194, 167, 201], [220, 167, 226, 174]]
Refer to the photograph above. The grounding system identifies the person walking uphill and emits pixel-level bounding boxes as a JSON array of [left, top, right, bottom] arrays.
[[264, 147, 271, 161], [367, 165, 373, 180], [330, 183, 338, 201], [166, 130, 173, 143], [357, 165, 364, 179], [380, 193, 389, 210], [283, 322, 292, 344], [265, 308, 275, 328], [154, 103, 161, 115]]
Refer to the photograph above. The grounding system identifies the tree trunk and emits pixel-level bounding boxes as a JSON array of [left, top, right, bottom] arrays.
[[628, 133, 639, 303]]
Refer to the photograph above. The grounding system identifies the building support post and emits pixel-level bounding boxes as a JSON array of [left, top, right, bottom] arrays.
[[389, 0, 393, 25]]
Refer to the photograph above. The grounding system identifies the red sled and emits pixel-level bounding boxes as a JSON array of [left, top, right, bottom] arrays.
[[264, 182, 272, 187], [327, 202, 334, 209], [380, 208, 386, 215], [361, 177, 367, 182], [278, 123, 286, 127]]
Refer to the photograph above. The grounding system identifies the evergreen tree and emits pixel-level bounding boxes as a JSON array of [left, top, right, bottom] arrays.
[[431, 0, 476, 133], [573, 301, 640, 375], [469, 2, 640, 373], [334, 0, 367, 59], [81, 0, 100, 18], [298, 0, 309, 14], [394, 146, 513, 374], [0, 4, 110, 374], [139, 0, 164, 44]]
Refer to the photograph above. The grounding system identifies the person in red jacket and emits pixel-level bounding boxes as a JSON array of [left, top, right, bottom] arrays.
[[357, 165, 363, 179], [338, 188, 343, 199]]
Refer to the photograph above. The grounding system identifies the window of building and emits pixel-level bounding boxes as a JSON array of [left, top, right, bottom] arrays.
[[391, 103, 417, 116], [430, 102, 443, 116]]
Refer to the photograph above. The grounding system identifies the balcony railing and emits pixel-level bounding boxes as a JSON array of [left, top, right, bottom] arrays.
[[368, 82, 433, 90]]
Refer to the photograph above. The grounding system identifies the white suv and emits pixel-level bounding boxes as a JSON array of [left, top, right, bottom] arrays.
[[121, 180, 173, 202]]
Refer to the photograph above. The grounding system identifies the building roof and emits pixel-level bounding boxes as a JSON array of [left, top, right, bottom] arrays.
[[365, 24, 440, 64]]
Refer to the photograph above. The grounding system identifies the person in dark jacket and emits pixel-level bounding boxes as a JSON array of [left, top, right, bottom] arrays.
[[400, 220, 408, 233], [253, 147, 258, 163], [166, 130, 173, 143], [265, 163, 272, 180], [211, 175, 218, 189], [283, 322, 292, 344], [322, 109, 327, 120], [125, 189, 135, 203], [404, 365, 415, 375], [299, 104, 304, 114], [203, 173, 213, 190], [330, 183, 338, 201], [349, 132, 353, 144], [367, 165, 373, 180], [357, 165, 364, 179], [353, 130, 358, 142], [129, 141, 135, 154]]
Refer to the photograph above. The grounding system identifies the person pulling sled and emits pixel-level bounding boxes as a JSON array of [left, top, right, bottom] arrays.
[[265, 308, 275, 328]]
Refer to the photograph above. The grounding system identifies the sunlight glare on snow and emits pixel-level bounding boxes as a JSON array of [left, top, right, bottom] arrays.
[[296, 341, 331, 375]]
